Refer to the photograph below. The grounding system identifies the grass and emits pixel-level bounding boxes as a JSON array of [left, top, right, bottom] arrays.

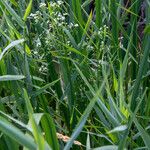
[[0, 0, 150, 149]]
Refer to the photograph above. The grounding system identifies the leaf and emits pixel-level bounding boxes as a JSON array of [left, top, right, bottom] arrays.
[[34, 113, 59, 150], [23, 0, 32, 21], [79, 11, 93, 46], [130, 35, 150, 111], [0, 75, 25, 81], [27, 113, 59, 150], [92, 145, 118, 150], [0, 0, 25, 27], [10, 0, 18, 7], [31, 79, 60, 97], [23, 89, 52, 150], [86, 133, 91, 150], [74, 63, 119, 127], [64, 89, 100, 150], [63, 28, 78, 48], [82, 0, 93, 8], [0, 39, 25, 61], [144, 24, 150, 34], [55, 39, 86, 57], [133, 117, 150, 148], [0, 116, 37, 150], [95, 0, 102, 28], [32, 76, 45, 82], [0, 111, 31, 131], [107, 125, 127, 134]]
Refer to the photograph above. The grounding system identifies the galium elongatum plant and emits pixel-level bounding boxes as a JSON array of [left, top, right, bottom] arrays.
[[0, 0, 150, 149]]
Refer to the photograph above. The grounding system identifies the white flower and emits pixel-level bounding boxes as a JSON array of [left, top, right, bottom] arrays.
[[33, 51, 38, 55], [68, 23, 73, 28], [39, 2, 46, 8], [74, 24, 79, 27], [36, 38, 41, 47], [30, 13, 37, 18], [50, 2, 56, 7], [57, 0, 63, 5], [57, 13, 65, 21], [98, 31, 101, 35], [63, 13, 68, 16]]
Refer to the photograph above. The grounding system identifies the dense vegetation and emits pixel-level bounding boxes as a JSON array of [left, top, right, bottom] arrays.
[[0, 0, 150, 149]]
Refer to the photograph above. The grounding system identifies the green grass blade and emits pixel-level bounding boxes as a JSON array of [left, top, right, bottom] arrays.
[[32, 113, 59, 150], [74, 63, 120, 127], [133, 117, 150, 148], [130, 35, 150, 111], [86, 133, 91, 150], [64, 89, 100, 150], [0, 116, 37, 150], [0, 75, 25, 81], [95, 0, 102, 28], [107, 125, 127, 134], [92, 145, 118, 150], [23, 0, 32, 21], [110, 0, 119, 49], [23, 89, 51, 150], [31, 78, 60, 97], [0, 0, 25, 27], [63, 27, 78, 48], [0, 39, 25, 60]]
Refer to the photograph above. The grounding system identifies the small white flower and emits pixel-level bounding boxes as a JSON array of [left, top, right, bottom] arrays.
[[45, 40, 49, 44], [67, 41, 71, 45], [30, 13, 37, 18], [98, 31, 101, 35], [99, 27, 102, 31], [57, 0, 63, 5], [101, 41, 104, 45], [74, 24, 79, 27], [50, 2, 56, 7], [68, 23, 73, 28], [57, 13, 65, 21], [36, 11, 41, 15], [58, 23, 63, 27], [36, 38, 41, 47], [104, 25, 107, 28], [33, 51, 38, 55], [39, 68, 42, 72], [39, 2, 46, 8], [63, 13, 68, 16], [119, 42, 124, 48]]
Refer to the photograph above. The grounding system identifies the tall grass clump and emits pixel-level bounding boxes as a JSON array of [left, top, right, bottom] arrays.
[[0, 0, 150, 149]]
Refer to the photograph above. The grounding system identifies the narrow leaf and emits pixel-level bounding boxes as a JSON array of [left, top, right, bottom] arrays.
[[0, 39, 25, 60], [0, 0, 25, 27], [23, 0, 32, 21], [64, 89, 99, 150], [107, 125, 127, 134], [0, 75, 25, 81], [0, 116, 37, 150]]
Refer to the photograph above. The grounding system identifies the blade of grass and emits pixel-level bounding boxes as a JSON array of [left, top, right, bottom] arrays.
[[74, 62, 120, 127], [31, 113, 59, 150], [64, 88, 101, 150], [23, 89, 51, 150], [23, 0, 32, 21], [130, 35, 150, 111], [0, 0, 25, 27], [0, 75, 25, 81], [0, 116, 37, 150], [31, 78, 60, 97], [95, 0, 102, 28], [0, 39, 25, 61]]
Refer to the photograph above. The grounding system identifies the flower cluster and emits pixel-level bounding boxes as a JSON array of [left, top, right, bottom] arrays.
[[28, 0, 110, 75]]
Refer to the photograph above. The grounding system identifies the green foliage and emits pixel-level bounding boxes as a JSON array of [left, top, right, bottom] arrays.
[[0, 0, 150, 149]]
